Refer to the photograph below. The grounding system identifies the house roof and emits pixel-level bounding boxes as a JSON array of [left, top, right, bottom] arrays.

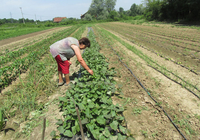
[[53, 17, 66, 23], [81, 12, 88, 19]]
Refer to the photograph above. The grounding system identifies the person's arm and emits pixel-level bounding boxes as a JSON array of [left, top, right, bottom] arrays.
[[71, 44, 93, 75]]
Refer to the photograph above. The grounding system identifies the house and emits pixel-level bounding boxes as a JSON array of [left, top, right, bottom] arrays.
[[53, 17, 66, 23], [80, 12, 88, 19]]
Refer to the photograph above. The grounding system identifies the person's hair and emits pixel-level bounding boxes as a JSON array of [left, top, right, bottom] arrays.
[[79, 37, 90, 48]]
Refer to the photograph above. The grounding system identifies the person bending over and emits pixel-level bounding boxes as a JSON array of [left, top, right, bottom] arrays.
[[50, 37, 93, 86]]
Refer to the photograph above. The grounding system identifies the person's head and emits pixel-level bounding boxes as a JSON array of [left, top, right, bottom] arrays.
[[79, 37, 90, 50]]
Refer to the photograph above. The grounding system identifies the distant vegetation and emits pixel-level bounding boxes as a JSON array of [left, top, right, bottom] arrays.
[[0, 0, 199, 27]]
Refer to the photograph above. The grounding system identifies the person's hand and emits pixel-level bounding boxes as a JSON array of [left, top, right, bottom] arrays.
[[68, 60, 72, 65], [88, 69, 93, 75]]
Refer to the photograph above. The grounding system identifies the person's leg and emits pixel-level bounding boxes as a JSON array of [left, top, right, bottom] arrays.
[[55, 55, 70, 85], [58, 71, 64, 83], [55, 55, 64, 85], [64, 74, 70, 85]]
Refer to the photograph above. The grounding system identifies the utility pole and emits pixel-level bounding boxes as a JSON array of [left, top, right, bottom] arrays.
[[35, 14, 37, 24], [10, 12, 13, 23], [20, 7, 25, 24]]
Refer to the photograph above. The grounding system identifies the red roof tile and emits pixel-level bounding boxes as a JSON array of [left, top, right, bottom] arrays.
[[53, 17, 66, 23]]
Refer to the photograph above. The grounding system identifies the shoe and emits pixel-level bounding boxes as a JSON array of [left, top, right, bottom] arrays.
[[64, 83, 70, 86], [65, 82, 74, 86], [57, 82, 64, 86]]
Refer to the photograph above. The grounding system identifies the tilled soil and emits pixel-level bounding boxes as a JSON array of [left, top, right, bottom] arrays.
[[93, 24, 200, 140], [0, 26, 81, 140], [98, 22, 200, 73], [0, 24, 200, 140]]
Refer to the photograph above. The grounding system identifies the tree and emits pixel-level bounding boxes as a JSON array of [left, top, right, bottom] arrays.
[[83, 14, 93, 21], [108, 10, 119, 20], [88, 0, 116, 19], [129, 3, 144, 17], [143, 0, 200, 21], [119, 7, 124, 14], [105, 0, 117, 13], [143, 0, 162, 20]]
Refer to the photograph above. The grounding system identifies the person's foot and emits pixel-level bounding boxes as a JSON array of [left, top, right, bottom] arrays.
[[57, 82, 64, 86], [64, 83, 69, 86]]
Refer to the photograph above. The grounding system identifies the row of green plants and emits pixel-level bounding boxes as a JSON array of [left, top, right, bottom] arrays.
[[0, 25, 54, 41], [0, 25, 86, 135], [102, 22, 200, 44], [0, 27, 70, 66], [53, 29, 134, 140], [98, 23, 199, 87], [97, 25, 200, 97], [99, 23, 200, 51], [94, 26, 200, 138], [116, 29, 200, 73], [0, 25, 80, 90]]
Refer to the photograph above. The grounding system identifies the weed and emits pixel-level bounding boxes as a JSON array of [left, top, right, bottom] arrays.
[[151, 131, 158, 138], [132, 108, 142, 115], [141, 130, 148, 138]]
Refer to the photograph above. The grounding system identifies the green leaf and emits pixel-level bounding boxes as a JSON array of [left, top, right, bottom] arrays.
[[119, 125, 126, 134], [116, 108, 124, 113], [86, 123, 94, 131], [77, 103, 85, 110], [72, 126, 77, 135], [59, 97, 68, 102], [91, 129, 100, 139], [50, 130, 56, 137], [99, 134, 106, 140], [97, 91, 102, 95], [57, 126, 65, 134], [88, 102, 95, 108], [75, 121, 80, 132], [64, 115, 71, 121], [117, 133, 127, 140], [81, 118, 89, 124], [92, 108, 101, 115], [111, 110, 116, 117], [107, 91, 112, 95], [109, 135, 118, 140], [101, 96, 108, 103], [83, 88, 90, 92], [74, 77, 78, 83], [116, 116, 124, 121], [102, 110, 109, 115], [63, 130, 73, 137], [85, 107, 92, 118], [65, 92, 71, 97], [104, 114, 112, 119], [96, 115, 106, 125], [103, 127, 110, 137], [110, 121, 118, 131], [56, 119, 63, 125]]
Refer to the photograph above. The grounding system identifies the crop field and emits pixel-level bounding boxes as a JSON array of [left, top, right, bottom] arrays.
[[0, 22, 200, 140]]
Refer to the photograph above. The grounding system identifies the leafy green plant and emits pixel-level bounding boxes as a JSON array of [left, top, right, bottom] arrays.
[[0, 109, 4, 130], [132, 108, 142, 115], [141, 130, 148, 138], [56, 29, 133, 140]]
